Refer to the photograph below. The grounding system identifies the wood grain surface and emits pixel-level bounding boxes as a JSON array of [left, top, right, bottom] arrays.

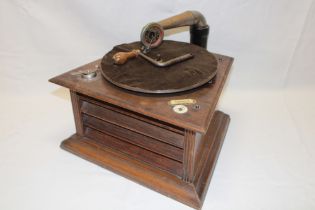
[[60, 111, 230, 209], [49, 53, 233, 133], [50, 48, 233, 209]]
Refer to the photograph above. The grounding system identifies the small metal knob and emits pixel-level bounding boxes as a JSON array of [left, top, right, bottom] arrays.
[[81, 70, 97, 79]]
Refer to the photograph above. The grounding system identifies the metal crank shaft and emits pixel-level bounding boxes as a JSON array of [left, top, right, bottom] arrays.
[[112, 47, 193, 67]]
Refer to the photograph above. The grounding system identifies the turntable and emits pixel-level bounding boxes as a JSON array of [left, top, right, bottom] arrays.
[[50, 11, 233, 209]]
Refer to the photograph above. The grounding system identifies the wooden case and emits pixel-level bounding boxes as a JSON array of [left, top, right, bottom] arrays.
[[49, 53, 233, 209]]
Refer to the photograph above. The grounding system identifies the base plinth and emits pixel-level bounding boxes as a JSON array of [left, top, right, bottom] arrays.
[[61, 111, 229, 209]]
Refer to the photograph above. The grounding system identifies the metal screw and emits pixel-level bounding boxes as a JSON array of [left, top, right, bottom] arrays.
[[193, 104, 201, 110], [156, 54, 161, 61]]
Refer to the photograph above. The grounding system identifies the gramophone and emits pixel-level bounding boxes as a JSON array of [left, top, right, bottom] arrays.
[[50, 11, 233, 209]]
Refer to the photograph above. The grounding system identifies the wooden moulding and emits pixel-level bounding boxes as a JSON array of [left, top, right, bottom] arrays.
[[61, 102, 230, 209]]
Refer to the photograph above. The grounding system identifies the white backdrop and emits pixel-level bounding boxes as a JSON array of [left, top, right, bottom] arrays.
[[1, 0, 315, 210]]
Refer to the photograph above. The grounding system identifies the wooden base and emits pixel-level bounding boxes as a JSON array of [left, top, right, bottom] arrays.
[[60, 111, 229, 209]]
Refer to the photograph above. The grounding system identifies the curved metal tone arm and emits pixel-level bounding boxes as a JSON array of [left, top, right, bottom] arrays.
[[140, 11, 209, 49], [158, 10, 208, 30]]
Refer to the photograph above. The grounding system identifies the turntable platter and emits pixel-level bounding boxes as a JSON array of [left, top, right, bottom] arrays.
[[100, 40, 218, 94]]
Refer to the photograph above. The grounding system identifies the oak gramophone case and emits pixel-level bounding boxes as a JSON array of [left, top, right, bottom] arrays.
[[50, 11, 233, 209]]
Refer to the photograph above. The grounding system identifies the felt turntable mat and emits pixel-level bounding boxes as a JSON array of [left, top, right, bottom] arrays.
[[100, 40, 218, 93]]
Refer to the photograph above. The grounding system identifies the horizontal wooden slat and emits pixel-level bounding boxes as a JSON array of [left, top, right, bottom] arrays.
[[81, 100, 184, 148], [83, 114, 183, 162], [79, 95, 184, 135], [84, 127, 183, 177]]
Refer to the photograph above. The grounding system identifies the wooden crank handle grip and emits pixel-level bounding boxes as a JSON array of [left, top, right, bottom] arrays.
[[112, 49, 140, 65]]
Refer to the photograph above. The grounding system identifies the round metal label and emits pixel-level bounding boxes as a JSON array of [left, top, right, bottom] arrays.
[[173, 105, 188, 114]]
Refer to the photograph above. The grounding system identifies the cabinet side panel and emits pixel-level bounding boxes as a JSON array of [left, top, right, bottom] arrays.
[[183, 130, 196, 182], [70, 90, 84, 135]]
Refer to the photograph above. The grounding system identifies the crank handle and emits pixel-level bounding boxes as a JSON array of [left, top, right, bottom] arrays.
[[113, 46, 194, 67], [112, 49, 140, 65]]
